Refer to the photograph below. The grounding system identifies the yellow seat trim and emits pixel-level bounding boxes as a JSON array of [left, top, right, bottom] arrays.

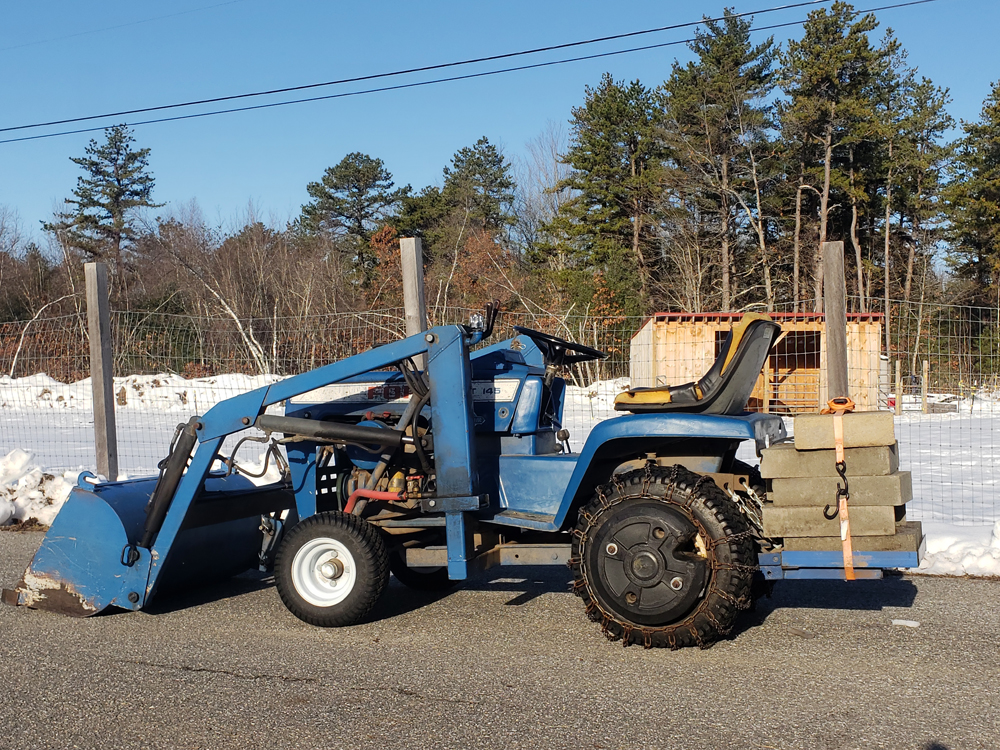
[[615, 388, 672, 406], [720, 312, 773, 375]]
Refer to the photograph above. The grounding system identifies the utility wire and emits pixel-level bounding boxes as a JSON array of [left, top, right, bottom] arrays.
[[0, 0, 254, 54], [1, 0, 835, 134], [0, 0, 939, 147]]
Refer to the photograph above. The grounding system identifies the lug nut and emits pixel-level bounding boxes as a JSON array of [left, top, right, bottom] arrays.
[[625, 592, 638, 604], [653, 527, 666, 539], [606, 543, 618, 556], [669, 577, 684, 591]]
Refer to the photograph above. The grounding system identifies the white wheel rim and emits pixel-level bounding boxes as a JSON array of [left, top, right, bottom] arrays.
[[291, 537, 357, 607]]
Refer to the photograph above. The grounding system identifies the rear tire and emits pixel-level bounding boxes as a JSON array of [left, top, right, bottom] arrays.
[[275, 511, 389, 627], [571, 464, 755, 649]]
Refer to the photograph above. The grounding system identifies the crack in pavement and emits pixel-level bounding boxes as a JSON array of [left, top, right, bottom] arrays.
[[353, 684, 483, 706], [120, 658, 319, 684]]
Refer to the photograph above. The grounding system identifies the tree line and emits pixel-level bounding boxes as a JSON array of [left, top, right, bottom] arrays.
[[2, 1, 999, 343]]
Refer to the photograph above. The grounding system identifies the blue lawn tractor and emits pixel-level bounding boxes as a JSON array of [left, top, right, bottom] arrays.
[[4, 307, 908, 648]]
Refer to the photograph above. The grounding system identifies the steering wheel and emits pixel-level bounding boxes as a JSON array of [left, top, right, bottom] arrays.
[[512, 326, 608, 367]]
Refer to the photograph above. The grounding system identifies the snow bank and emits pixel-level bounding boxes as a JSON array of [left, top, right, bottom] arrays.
[[0, 449, 78, 527], [0, 372, 281, 412], [916, 521, 1000, 577]]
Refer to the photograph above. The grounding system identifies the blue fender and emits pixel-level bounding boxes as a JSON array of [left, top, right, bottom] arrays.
[[550, 412, 786, 530]]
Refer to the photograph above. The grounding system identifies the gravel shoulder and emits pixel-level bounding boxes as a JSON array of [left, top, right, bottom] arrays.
[[1, 530, 997, 750]]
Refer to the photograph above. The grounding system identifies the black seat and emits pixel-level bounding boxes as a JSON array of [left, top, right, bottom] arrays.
[[615, 313, 781, 415]]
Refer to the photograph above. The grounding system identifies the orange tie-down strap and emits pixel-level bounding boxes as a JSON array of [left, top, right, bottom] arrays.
[[832, 410, 856, 581]]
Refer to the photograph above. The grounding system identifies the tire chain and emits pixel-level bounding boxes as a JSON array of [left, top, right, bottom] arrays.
[[570, 463, 756, 650]]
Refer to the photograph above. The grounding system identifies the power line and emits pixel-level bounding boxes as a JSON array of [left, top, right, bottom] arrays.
[[0, 1, 835, 135], [0, 0, 940, 147], [0, 0, 254, 54]]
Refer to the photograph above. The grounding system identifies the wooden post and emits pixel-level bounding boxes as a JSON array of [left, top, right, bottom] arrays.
[[921, 359, 929, 414], [85, 263, 118, 480], [822, 241, 850, 401], [894, 359, 902, 416], [400, 237, 427, 368]]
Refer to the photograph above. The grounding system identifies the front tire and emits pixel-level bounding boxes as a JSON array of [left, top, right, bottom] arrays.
[[275, 511, 389, 627], [571, 465, 755, 649]]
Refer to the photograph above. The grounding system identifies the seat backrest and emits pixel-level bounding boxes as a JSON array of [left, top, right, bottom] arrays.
[[614, 313, 781, 414], [696, 315, 780, 414]]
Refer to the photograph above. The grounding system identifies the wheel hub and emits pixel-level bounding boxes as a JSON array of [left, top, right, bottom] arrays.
[[587, 500, 710, 626], [319, 558, 344, 580], [291, 537, 357, 608], [628, 550, 662, 581]]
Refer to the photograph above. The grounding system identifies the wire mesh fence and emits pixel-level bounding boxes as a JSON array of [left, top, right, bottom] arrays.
[[1, 299, 998, 524]]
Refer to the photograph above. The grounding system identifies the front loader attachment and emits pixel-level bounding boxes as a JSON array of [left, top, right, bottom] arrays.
[[5, 471, 291, 617]]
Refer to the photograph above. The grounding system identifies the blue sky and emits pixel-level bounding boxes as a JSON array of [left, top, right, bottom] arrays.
[[0, 0, 995, 240]]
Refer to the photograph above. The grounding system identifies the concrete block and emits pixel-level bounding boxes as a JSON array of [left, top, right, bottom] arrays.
[[760, 442, 899, 478], [762, 504, 900, 537], [782, 522, 923, 552], [793, 411, 896, 450], [768, 471, 911, 507]]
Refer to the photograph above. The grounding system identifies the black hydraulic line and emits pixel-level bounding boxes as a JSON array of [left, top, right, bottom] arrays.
[[255, 414, 405, 448], [141, 416, 200, 549], [409, 392, 433, 476]]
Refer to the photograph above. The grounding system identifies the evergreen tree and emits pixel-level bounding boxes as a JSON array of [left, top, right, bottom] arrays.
[[300, 152, 409, 280], [898, 78, 953, 301], [946, 81, 1000, 304], [43, 124, 161, 281], [661, 11, 779, 310], [301, 152, 409, 239], [442, 136, 516, 231], [542, 73, 664, 310], [780, 1, 888, 309], [392, 137, 515, 267]]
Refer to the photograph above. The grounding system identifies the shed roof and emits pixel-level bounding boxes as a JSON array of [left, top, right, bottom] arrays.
[[644, 311, 885, 324]]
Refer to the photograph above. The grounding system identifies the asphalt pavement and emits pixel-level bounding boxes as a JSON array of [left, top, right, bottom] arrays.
[[1, 530, 997, 750]]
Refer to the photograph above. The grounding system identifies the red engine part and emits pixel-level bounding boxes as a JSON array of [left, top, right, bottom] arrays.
[[344, 488, 405, 514]]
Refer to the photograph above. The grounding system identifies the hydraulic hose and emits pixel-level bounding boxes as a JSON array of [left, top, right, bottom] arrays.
[[344, 489, 404, 514], [141, 416, 200, 549]]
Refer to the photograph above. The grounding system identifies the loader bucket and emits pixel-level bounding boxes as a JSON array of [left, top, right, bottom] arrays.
[[7, 472, 290, 617]]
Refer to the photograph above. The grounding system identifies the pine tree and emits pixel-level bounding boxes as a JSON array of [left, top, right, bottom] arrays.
[[542, 73, 664, 310], [442, 136, 516, 231], [661, 11, 779, 310], [898, 78, 953, 301], [300, 152, 410, 279], [43, 124, 161, 282], [780, 1, 888, 310], [946, 81, 1000, 304]]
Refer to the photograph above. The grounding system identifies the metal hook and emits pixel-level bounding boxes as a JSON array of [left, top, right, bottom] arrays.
[[825, 460, 850, 520]]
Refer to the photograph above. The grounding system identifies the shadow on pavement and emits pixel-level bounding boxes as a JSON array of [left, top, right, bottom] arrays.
[[729, 575, 919, 638], [140, 569, 275, 615]]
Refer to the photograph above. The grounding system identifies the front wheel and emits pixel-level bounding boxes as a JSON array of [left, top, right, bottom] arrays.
[[274, 511, 389, 627], [571, 465, 755, 649]]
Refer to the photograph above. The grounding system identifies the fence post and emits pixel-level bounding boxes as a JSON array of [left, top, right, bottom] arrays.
[[822, 241, 849, 401], [894, 359, 902, 416], [921, 359, 929, 414], [85, 263, 118, 480], [400, 237, 427, 367]]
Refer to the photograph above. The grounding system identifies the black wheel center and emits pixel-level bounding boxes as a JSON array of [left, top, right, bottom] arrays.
[[586, 499, 712, 627], [629, 550, 662, 581]]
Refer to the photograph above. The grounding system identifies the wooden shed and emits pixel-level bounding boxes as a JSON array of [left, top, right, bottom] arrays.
[[629, 312, 885, 413]]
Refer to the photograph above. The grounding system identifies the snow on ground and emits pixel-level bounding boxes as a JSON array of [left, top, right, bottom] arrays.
[[1, 372, 999, 576], [916, 521, 1000, 577], [0, 449, 77, 527]]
